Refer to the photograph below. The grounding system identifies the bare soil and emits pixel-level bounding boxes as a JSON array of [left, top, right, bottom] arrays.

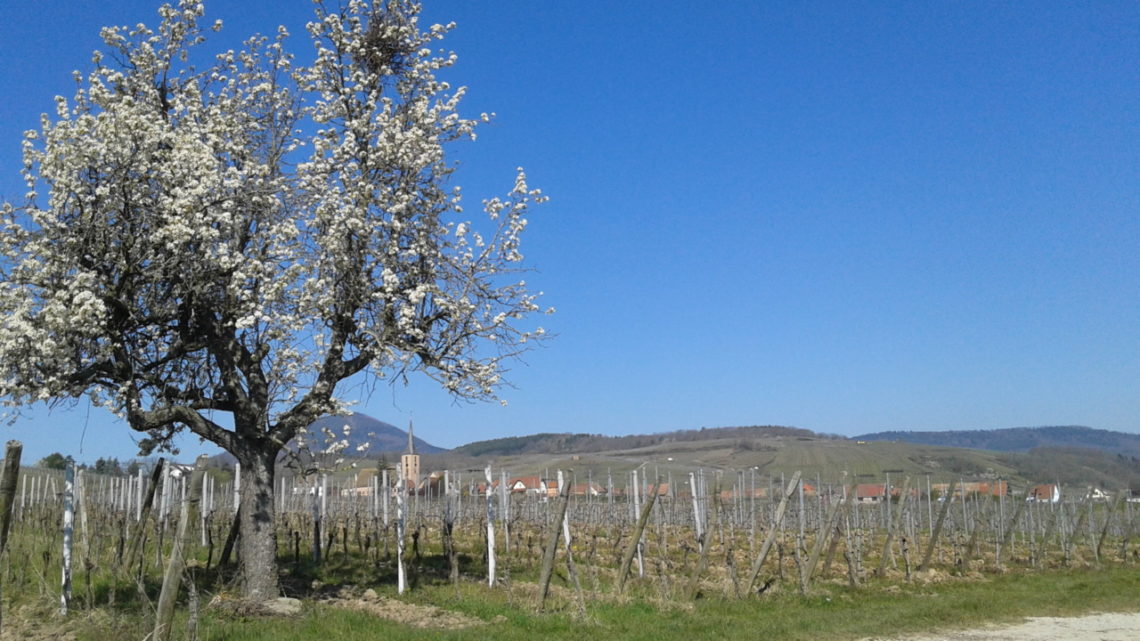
[[324, 588, 504, 630]]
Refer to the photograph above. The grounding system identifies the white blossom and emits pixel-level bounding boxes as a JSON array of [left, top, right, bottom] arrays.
[[0, 0, 550, 460]]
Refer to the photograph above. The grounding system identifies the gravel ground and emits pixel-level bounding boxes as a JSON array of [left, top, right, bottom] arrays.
[[864, 612, 1140, 641]]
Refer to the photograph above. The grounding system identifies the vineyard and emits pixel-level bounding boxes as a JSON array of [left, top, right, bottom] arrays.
[[0, 441, 1136, 640]]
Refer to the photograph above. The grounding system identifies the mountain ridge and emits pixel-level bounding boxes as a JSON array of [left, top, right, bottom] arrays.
[[208, 412, 446, 465], [452, 424, 821, 457], [307, 412, 447, 455], [855, 425, 1140, 457]]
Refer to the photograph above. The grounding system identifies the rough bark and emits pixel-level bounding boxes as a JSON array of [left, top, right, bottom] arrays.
[[236, 443, 280, 601], [0, 442, 21, 556]]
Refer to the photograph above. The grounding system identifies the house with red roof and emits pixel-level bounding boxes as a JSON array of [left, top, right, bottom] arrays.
[[855, 483, 886, 503], [1028, 484, 1060, 503]]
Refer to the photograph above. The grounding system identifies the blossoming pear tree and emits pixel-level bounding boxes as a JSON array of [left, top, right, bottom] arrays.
[[0, 0, 548, 600]]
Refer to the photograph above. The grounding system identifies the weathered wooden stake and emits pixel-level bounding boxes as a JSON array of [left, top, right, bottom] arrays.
[[442, 470, 459, 586], [124, 458, 165, 573], [218, 505, 241, 567], [962, 491, 995, 567], [1095, 493, 1124, 563], [501, 469, 510, 555], [310, 476, 322, 565], [806, 480, 855, 582], [537, 472, 571, 610], [153, 456, 207, 641], [0, 441, 23, 635], [746, 471, 802, 593], [1037, 500, 1061, 569], [997, 490, 1028, 568], [875, 477, 911, 576], [559, 471, 587, 617], [617, 480, 660, 594], [919, 478, 957, 571]]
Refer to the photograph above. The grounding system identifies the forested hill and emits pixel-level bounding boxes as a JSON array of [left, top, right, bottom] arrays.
[[856, 426, 1140, 457], [452, 425, 816, 457]]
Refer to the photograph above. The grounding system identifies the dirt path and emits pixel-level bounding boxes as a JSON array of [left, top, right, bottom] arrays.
[[865, 612, 1140, 641]]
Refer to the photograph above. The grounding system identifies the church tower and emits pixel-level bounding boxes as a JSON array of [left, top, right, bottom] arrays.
[[400, 419, 420, 492]]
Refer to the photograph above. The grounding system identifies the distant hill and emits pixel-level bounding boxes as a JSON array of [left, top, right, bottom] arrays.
[[443, 424, 1140, 491], [201, 419, 1140, 491], [452, 425, 818, 457], [855, 426, 1140, 458], [211, 412, 446, 465], [308, 413, 447, 455], [997, 446, 1140, 490]]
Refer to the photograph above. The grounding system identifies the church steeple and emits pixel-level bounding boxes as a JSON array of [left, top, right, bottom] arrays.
[[400, 417, 421, 493]]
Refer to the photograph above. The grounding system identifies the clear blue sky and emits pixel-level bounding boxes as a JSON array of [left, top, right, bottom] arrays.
[[1, 1, 1136, 464]]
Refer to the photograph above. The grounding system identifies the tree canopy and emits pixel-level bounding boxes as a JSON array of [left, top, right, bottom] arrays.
[[0, 0, 548, 599], [92, 457, 124, 476], [37, 452, 69, 470]]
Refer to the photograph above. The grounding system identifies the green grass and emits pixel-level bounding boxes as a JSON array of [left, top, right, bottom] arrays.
[[54, 566, 1139, 641]]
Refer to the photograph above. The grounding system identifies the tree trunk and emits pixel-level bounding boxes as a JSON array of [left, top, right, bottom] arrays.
[[237, 445, 280, 601]]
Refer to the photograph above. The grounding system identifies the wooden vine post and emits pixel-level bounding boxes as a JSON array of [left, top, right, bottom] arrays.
[[820, 486, 852, 580], [537, 473, 572, 610], [0, 441, 23, 636], [124, 457, 166, 574], [805, 480, 856, 583], [997, 489, 1028, 568], [684, 471, 709, 599], [559, 470, 587, 618], [441, 470, 459, 585], [617, 480, 660, 594], [1095, 493, 1125, 563], [962, 490, 995, 567], [875, 477, 911, 576], [153, 456, 208, 641], [746, 470, 802, 593], [1037, 499, 1062, 569], [918, 478, 957, 571]]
